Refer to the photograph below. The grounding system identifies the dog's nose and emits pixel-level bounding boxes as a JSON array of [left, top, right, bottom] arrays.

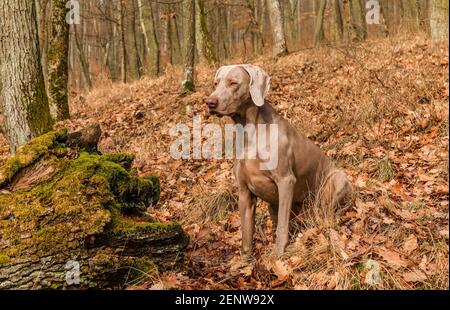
[[205, 97, 218, 109]]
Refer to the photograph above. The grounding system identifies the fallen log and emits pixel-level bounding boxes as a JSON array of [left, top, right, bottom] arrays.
[[0, 125, 189, 289]]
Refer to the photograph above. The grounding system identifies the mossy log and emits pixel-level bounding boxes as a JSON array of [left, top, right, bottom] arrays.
[[0, 125, 189, 289]]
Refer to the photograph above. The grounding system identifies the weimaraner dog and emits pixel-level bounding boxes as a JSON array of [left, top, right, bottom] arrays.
[[205, 64, 353, 259]]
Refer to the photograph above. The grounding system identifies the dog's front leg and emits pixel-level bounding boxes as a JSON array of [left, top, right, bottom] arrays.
[[239, 186, 256, 262], [274, 174, 296, 257]]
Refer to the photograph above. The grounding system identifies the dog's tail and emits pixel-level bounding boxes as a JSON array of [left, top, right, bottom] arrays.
[[313, 168, 354, 227]]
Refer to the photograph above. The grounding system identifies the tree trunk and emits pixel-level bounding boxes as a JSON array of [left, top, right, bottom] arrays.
[[218, 7, 229, 59], [314, 0, 327, 46], [0, 0, 53, 153], [35, 0, 50, 87], [267, 0, 288, 58], [0, 126, 188, 289], [332, 0, 344, 42], [119, 0, 128, 83], [105, 1, 118, 81], [400, 0, 423, 32], [171, 5, 183, 64], [282, 0, 297, 46], [131, 0, 144, 78], [181, 0, 196, 94], [197, 0, 217, 63], [47, 0, 70, 121], [160, 6, 173, 67], [379, 0, 390, 37], [138, 0, 151, 76], [195, 0, 205, 62], [430, 0, 449, 40], [248, 0, 264, 56], [73, 25, 92, 90], [349, 0, 367, 42], [149, 1, 161, 76]]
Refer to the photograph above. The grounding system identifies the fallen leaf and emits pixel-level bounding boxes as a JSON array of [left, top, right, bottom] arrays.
[[403, 234, 418, 255], [376, 247, 409, 269], [403, 269, 427, 283], [272, 260, 290, 281]]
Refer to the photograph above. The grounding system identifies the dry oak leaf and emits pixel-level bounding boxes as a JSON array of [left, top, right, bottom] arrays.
[[403, 269, 427, 283], [376, 247, 409, 269], [402, 234, 418, 255], [271, 260, 291, 281]]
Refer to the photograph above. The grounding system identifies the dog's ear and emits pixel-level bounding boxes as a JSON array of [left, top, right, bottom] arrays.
[[241, 65, 270, 107]]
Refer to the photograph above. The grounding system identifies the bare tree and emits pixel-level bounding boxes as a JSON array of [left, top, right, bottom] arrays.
[[197, 0, 217, 63], [131, 0, 144, 78], [331, 0, 344, 41], [314, 0, 327, 46], [267, 0, 288, 57], [0, 0, 53, 152], [47, 0, 70, 121], [350, 0, 367, 41], [73, 23, 92, 89], [430, 0, 449, 40], [400, 0, 423, 32], [182, 0, 196, 93], [119, 0, 128, 83]]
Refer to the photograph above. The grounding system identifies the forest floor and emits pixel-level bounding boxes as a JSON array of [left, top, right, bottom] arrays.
[[1, 35, 448, 289]]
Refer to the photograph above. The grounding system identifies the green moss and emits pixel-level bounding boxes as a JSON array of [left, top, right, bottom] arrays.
[[24, 71, 54, 137], [102, 153, 135, 171], [0, 129, 67, 187], [110, 216, 181, 238], [0, 251, 10, 266], [181, 80, 195, 93], [128, 257, 158, 283], [0, 133, 163, 263], [0, 129, 189, 289]]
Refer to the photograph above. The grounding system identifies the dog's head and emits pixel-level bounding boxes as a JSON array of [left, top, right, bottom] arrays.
[[205, 64, 271, 117]]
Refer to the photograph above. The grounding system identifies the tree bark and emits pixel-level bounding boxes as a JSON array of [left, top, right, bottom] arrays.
[[267, 0, 288, 58], [349, 0, 367, 42], [105, 1, 118, 81], [73, 24, 92, 90], [0, 0, 53, 153], [47, 0, 70, 121], [197, 0, 217, 63], [379, 0, 390, 37], [119, 0, 128, 83], [314, 0, 327, 46], [149, 1, 161, 76], [138, 0, 151, 76], [400, 0, 423, 32], [332, 0, 344, 42], [131, 0, 144, 78], [35, 0, 50, 87], [430, 0, 449, 40], [182, 0, 196, 94]]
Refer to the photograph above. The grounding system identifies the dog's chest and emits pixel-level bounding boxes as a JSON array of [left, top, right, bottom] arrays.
[[236, 159, 278, 204]]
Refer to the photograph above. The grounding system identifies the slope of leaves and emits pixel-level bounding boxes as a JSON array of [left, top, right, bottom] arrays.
[[1, 35, 447, 290]]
